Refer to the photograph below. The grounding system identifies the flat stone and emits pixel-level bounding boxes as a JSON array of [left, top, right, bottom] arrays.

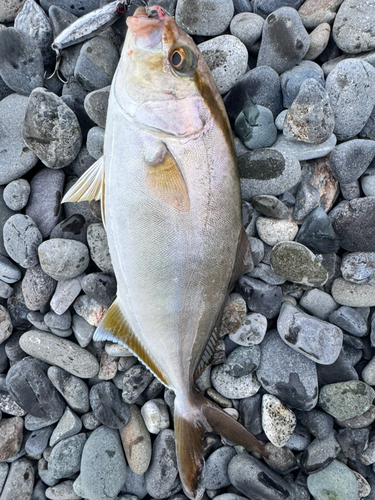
[[270, 241, 328, 287], [299, 288, 338, 320], [271, 133, 337, 161], [38, 239, 90, 280], [229, 312, 267, 346], [84, 86, 110, 128], [235, 104, 277, 149], [3, 179, 30, 211], [319, 381, 375, 420], [238, 148, 301, 200], [0, 417, 23, 461], [120, 404, 152, 475], [256, 217, 298, 246], [20, 330, 99, 378], [329, 139, 375, 184], [81, 426, 127, 500], [257, 330, 318, 411], [22, 265, 56, 311], [307, 460, 358, 500], [87, 223, 113, 274], [230, 12, 263, 49], [262, 394, 296, 447], [198, 35, 248, 94], [90, 381, 130, 429], [277, 302, 343, 364], [251, 196, 289, 219], [333, 0, 375, 54], [141, 399, 170, 435], [298, 0, 345, 29], [175, 0, 234, 36], [257, 7, 310, 75], [23, 87, 82, 168], [328, 306, 368, 337], [0, 28, 43, 95], [236, 276, 283, 319], [326, 59, 375, 141], [0, 458, 34, 500], [50, 276, 83, 316], [47, 366, 89, 414], [203, 446, 236, 490], [3, 214, 42, 269], [331, 278, 375, 307], [48, 433, 86, 481], [304, 22, 331, 60], [49, 407, 81, 448]]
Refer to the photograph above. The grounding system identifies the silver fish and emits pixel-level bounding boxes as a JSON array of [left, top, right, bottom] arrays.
[[63, 5, 266, 498]]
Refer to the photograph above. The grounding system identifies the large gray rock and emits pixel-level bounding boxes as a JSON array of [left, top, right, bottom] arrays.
[[333, 0, 375, 54], [0, 458, 34, 500], [38, 238, 89, 280], [175, 0, 234, 36], [0, 0, 26, 22], [329, 139, 375, 184]]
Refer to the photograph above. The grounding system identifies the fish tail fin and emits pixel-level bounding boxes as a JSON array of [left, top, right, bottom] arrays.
[[174, 390, 267, 500]]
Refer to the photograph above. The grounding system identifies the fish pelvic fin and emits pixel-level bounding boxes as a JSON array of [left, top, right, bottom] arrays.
[[174, 390, 267, 500], [94, 299, 168, 385], [62, 156, 104, 203]]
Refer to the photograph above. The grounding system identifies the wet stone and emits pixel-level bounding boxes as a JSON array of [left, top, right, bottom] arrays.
[[280, 60, 325, 109], [331, 278, 375, 307], [50, 276, 83, 316], [270, 241, 328, 287], [307, 459, 358, 500], [257, 7, 310, 75], [20, 330, 99, 379], [235, 104, 277, 149], [262, 394, 296, 447], [175, 0, 233, 36], [22, 265, 56, 311], [3, 180, 30, 211], [48, 433, 86, 482], [23, 87, 82, 169], [198, 35, 248, 95], [0, 458, 34, 500], [90, 381, 130, 429], [203, 446, 236, 490], [3, 214, 42, 269], [319, 381, 375, 420], [329, 139, 375, 184], [38, 239, 90, 281], [230, 12, 264, 50], [120, 365, 154, 405], [236, 276, 282, 319], [256, 330, 318, 411], [328, 306, 368, 337], [0, 417, 24, 461], [296, 206, 339, 254], [80, 426, 127, 500]]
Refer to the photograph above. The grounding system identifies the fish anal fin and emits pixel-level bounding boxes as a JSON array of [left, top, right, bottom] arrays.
[[62, 156, 104, 203], [146, 149, 190, 212], [229, 226, 253, 290], [93, 300, 168, 385]]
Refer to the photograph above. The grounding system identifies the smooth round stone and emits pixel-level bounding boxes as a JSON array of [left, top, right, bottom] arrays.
[[72, 314, 96, 347], [307, 460, 358, 500], [257, 330, 318, 411], [280, 60, 325, 109], [361, 166, 375, 196], [333, 0, 375, 54], [235, 104, 277, 149], [120, 365, 154, 405], [97, 351, 117, 381], [0, 27, 43, 95], [296, 206, 339, 254], [0, 255, 21, 284], [233, 0, 252, 14], [48, 433, 86, 482], [38, 239, 89, 280], [298, 0, 344, 29], [230, 12, 263, 49], [141, 399, 170, 435], [50, 276, 83, 315], [329, 139, 375, 184], [74, 36, 119, 92], [204, 446, 236, 490], [22, 265, 56, 311], [332, 278, 375, 307], [341, 252, 375, 284], [296, 408, 334, 439], [50, 214, 87, 244], [262, 394, 296, 447], [86, 223, 113, 273], [271, 133, 337, 161], [326, 59, 375, 141], [84, 86, 110, 128], [0, 0, 26, 22], [300, 432, 341, 474], [120, 404, 151, 475], [49, 407, 82, 447], [257, 7, 310, 75], [3, 179, 30, 211], [239, 149, 301, 200], [0, 458, 34, 499], [175, 0, 233, 36], [3, 214, 42, 268], [90, 382, 130, 429], [277, 302, 343, 364], [44, 310, 71, 331], [270, 241, 328, 287], [228, 453, 295, 500], [0, 304, 12, 343], [81, 273, 116, 308], [224, 66, 283, 127], [251, 195, 289, 219], [319, 381, 375, 420], [284, 79, 334, 144], [299, 288, 338, 320], [361, 357, 375, 386], [20, 330, 99, 378], [236, 275, 282, 319], [211, 364, 260, 400], [304, 22, 331, 60], [229, 312, 267, 346], [73, 294, 107, 327], [86, 126, 104, 160], [198, 35, 247, 94], [145, 429, 180, 498], [264, 442, 297, 473], [328, 306, 367, 337], [256, 217, 298, 246], [275, 110, 287, 130], [48, 366, 89, 414], [23, 87, 82, 168], [0, 417, 24, 461], [0, 280, 13, 299]]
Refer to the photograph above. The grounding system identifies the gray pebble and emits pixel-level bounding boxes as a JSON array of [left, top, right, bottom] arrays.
[[280, 60, 325, 109], [23, 87, 82, 169], [175, 0, 233, 36], [71, 314, 96, 347], [236, 275, 282, 319], [239, 394, 262, 436], [264, 442, 297, 473], [329, 306, 368, 337], [300, 432, 341, 474], [50, 214, 87, 245], [22, 265, 56, 311], [257, 7, 310, 75], [275, 110, 287, 130], [120, 365, 153, 404], [277, 302, 343, 364], [40, 0, 100, 17], [341, 180, 361, 200], [0, 417, 24, 462], [235, 104, 277, 149], [87, 223, 113, 273], [84, 86, 110, 128], [329, 139, 375, 184], [304, 22, 331, 61], [25, 425, 54, 459], [336, 427, 369, 460], [48, 366, 89, 414], [73, 294, 107, 327], [20, 330, 99, 378], [293, 181, 320, 221], [50, 276, 83, 316], [271, 132, 337, 161], [0, 1, 26, 22], [86, 126, 105, 160], [45, 480, 81, 500], [0, 95, 38, 185], [251, 195, 289, 219], [326, 59, 375, 141], [120, 404, 152, 475], [0, 255, 21, 284], [333, 0, 375, 54], [295, 408, 333, 440], [90, 381, 130, 429], [0, 281, 13, 300], [361, 356, 375, 386], [298, 0, 344, 30], [81, 411, 101, 431], [3, 214, 42, 269], [361, 166, 375, 196], [230, 312, 267, 346], [299, 288, 338, 320], [48, 433, 86, 482], [74, 36, 119, 92], [141, 399, 170, 435], [0, 28, 43, 95], [204, 446, 236, 490], [80, 426, 126, 500], [0, 458, 34, 500], [296, 206, 339, 254], [211, 357, 260, 400], [44, 310, 71, 331], [198, 35, 248, 94], [81, 273, 116, 308], [38, 239, 89, 280], [0, 305, 12, 344], [230, 12, 263, 49], [319, 381, 375, 420], [262, 394, 296, 447], [49, 407, 82, 447], [3, 180, 30, 211], [306, 460, 358, 500]]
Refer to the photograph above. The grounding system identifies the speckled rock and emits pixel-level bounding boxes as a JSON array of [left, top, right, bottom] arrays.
[[280, 60, 325, 109], [329, 139, 375, 184], [120, 404, 152, 475], [141, 399, 170, 435], [331, 278, 375, 307], [328, 306, 367, 337], [229, 312, 267, 346], [22, 265, 56, 311], [319, 381, 375, 420], [48, 433, 86, 482], [3, 179, 30, 211], [119, 365, 154, 405], [73, 294, 107, 327], [307, 460, 358, 500], [0, 0, 26, 22], [0, 417, 24, 461], [3, 214, 42, 268], [298, 0, 345, 29], [203, 446, 236, 490], [47, 366, 90, 414], [81, 273, 116, 309], [175, 0, 234, 36], [251, 195, 289, 219], [296, 206, 340, 254], [49, 407, 82, 447], [304, 22, 331, 60], [84, 86, 110, 128], [86, 223, 113, 274], [341, 252, 375, 285], [0, 255, 22, 284], [230, 12, 264, 49], [333, 0, 375, 54], [90, 382, 130, 429], [45, 480, 81, 500], [256, 217, 298, 246], [0, 458, 35, 500], [262, 394, 296, 447], [38, 239, 89, 280], [0, 304, 12, 344]]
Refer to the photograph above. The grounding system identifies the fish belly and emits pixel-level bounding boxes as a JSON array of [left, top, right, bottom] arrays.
[[103, 103, 241, 392]]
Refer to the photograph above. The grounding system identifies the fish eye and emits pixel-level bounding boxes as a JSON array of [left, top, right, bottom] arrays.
[[171, 49, 185, 70], [169, 47, 197, 76]]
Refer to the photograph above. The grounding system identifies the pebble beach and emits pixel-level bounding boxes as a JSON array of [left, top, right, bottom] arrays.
[[0, 0, 375, 499]]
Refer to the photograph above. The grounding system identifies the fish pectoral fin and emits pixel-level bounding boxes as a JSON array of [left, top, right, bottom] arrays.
[[62, 156, 104, 203], [175, 391, 267, 500], [229, 226, 253, 290], [93, 299, 168, 385], [146, 149, 190, 212]]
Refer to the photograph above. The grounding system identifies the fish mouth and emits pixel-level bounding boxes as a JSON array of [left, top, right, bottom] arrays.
[[126, 5, 168, 38]]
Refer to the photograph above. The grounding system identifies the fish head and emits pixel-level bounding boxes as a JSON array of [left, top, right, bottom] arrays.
[[113, 5, 229, 140]]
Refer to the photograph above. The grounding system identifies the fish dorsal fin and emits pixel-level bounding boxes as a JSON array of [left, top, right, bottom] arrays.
[[229, 226, 253, 290], [62, 156, 104, 203], [146, 148, 190, 212], [93, 299, 168, 386]]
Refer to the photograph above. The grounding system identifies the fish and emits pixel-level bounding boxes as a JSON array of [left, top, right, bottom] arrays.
[[63, 5, 266, 499]]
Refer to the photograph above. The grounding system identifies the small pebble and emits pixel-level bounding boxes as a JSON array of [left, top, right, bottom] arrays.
[[306, 460, 358, 500], [84, 86, 110, 128], [235, 104, 277, 149], [21, 265, 56, 311], [45, 480, 81, 500], [262, 394, 296, 447], [3, 214, 42, 269], [331, 278, 375, 307], [329, 139, 375, 184], [230, 13, 264, 49], [38, 239, 89, 281], [3, 179, 30, 211], [50, 276, 83, 315], [47, 433, 86, 482], [299, 288, 338, 320], [120, 404, 152, 475], [256, 217, 298, 246], [333, 0, 375, 54], [175, 0, 234, 36], [271, 133, 337, 161], [328, 306, 368, 337], [236, 275, 282, 319], [229, 312, 267, 346], [73, 294, 107, 327], [141, 399, 170, 435], [87, 223, 113, 273], [304, 22, 331, 61]]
